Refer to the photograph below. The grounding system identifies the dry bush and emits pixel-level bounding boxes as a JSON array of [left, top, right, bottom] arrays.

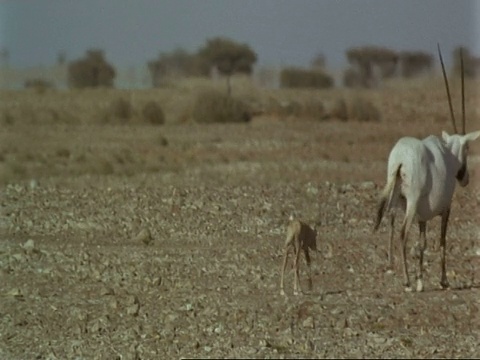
[[347, 97, 381, 122], [328, 98, 348, 121], [192, 89, 251, 124], [103, 97, 133, 124], [142, 101, 165, 125]]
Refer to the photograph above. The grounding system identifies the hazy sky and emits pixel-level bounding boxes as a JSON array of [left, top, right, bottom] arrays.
[[1, 0, 479, 69]]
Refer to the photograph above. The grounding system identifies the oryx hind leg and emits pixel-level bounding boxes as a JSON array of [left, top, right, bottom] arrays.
[[400, 200, 417, 292], [416, 221, 427, 292]]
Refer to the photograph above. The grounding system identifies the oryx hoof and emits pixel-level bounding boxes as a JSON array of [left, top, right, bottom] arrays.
[[293, 290, 303, 296], [280, 289, 286, 296], [385, 269, 394, 275]]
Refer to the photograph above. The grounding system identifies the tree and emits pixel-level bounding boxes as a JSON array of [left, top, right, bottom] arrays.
[[67, 49, 116, 88], [399, 51, 433, 78], [346, 46, 398, 87], [198, 37, 257, 95]]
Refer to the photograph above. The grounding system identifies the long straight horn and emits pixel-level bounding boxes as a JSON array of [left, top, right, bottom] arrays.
[[437, 43, 458, 134], [460, 47, 466, 134]]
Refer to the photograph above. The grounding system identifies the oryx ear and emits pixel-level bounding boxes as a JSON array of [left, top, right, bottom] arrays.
[[465, 130, 480, 143], [442, 131, 450, 142]]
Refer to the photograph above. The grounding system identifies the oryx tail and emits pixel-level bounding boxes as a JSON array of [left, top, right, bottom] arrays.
[[374, 165, 402, 231]]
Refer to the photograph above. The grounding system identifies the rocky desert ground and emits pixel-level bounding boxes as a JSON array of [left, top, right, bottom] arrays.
[[1, 78, 480, 359]]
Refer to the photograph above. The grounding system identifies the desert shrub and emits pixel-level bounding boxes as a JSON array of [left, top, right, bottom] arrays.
[[328, 98, 348, 121], [111, 98, 132, 119], [348, 97, 381, 122], [142, 101, 165, 125], [280, 67, 334, 89], [68, 49, 116, 88], [102, 97, 132, 124], [192, 89, 251, 124]]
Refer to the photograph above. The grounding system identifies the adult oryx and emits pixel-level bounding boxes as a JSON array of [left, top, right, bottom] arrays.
[[374, 44, 480, 292]]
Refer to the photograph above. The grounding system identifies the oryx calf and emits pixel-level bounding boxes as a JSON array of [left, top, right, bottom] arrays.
[[280, 217, 319, 296], [374, 44, 480, 292]]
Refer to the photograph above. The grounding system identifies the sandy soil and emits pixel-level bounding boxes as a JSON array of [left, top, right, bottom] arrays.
[[1, 83, 480, 359]]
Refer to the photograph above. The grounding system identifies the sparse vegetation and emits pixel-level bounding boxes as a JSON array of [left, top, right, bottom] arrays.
[[1, 76, 479, 358]]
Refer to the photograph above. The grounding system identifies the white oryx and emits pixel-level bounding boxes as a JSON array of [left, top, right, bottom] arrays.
[[374, 44, 480, 292]]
